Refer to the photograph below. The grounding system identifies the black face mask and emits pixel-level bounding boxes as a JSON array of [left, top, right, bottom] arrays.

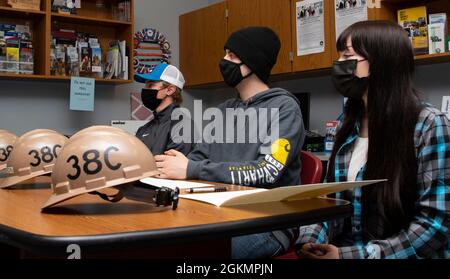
[[141, 88, 163, 111], [219, 59, 253, 87], [332, 59, 369, 99]]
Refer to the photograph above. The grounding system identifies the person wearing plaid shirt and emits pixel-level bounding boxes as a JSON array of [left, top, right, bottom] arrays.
[[295, 21, 449, 259]]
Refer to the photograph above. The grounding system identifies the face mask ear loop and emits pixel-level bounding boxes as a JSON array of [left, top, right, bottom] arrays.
[[242, 71, 253, 79], [356, 58, 370, 78], [237, 62, 253, 80]]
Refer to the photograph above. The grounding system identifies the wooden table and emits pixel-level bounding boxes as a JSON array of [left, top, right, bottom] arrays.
[[0, 176, 351, 259]]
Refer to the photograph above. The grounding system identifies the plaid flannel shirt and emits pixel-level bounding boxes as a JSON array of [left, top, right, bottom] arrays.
[[296, 106, 450, 259]]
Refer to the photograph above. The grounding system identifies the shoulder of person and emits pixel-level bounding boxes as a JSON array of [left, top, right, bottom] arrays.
[[266, 88, 302, 113], [138, 120, 154, 130], [218, 98, 241, 109], [135, 120, 153, 136], [415, 104, 450, 146], [170, 105, 193, 123], [417, 104, 448, 129]]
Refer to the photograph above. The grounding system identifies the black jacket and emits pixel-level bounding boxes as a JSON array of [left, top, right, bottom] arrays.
[[136, 104, 193, 156]]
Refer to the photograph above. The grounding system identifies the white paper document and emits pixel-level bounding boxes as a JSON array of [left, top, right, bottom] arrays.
[[179, 179, 386, 207], [441, 96, 450, 119], [139, 177, 213, 190], [296, 0, 325, 56], [334, 0, 368, 41], [179, 189, 267, 207]]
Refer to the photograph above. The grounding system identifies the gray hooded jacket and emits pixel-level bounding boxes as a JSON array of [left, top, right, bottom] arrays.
[[187, 87, 306, 188]]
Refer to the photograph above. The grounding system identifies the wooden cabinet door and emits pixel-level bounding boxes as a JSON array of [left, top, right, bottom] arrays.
[[180, 2, 228, 86], [292, 0, 333, 71], [227, 0, 293, 75]]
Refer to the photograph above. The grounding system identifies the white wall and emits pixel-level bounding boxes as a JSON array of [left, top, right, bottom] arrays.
[[0, 0, 210, 136]]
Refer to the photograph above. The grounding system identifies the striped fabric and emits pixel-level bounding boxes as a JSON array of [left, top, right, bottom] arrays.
[[295, 106, 450, 259]]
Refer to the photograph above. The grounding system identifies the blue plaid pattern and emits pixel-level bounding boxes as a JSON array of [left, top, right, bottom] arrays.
[[296, 106, 450, 259]]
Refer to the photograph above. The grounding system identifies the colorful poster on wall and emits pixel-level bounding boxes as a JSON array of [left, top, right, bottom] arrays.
[[296, 0, 325, 56], [334, 0, 368, 41]]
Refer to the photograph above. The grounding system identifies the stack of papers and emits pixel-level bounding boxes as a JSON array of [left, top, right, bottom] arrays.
[[139, 177, 213, 190]]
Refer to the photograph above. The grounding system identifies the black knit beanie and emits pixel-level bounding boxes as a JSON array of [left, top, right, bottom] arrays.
[[224, 26, 281, 83]]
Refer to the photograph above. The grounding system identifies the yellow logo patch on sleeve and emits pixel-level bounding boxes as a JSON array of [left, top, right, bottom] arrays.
[[271, 139, 291, 165]]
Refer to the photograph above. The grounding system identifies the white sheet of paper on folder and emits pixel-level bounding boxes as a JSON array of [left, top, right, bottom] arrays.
[[139, 177, 213, 190]]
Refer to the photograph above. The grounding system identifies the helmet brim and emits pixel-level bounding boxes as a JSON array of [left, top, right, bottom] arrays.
[[42, 170, 160, 209]]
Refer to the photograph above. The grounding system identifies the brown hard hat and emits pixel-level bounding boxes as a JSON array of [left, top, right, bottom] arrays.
[[42, 130, 159, 209], [0, 130, 12, 134], [0, 130, 17, 170], [69, 126, 128, 143], [0, 129, 68, 188]]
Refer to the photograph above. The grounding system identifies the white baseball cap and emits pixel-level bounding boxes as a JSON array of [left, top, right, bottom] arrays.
[[134, 64, 185, 90]]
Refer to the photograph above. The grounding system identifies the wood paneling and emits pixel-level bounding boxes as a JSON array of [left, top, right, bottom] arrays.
[[180, 2, 228, 86], [227, 0, 293, 75]]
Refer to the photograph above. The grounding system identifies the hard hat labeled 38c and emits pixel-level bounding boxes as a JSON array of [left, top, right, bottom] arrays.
[[68, 125, 129, 143], [42, 129, 178, 210], [0, 130, 18, 171], [0, 129, 67, 188]]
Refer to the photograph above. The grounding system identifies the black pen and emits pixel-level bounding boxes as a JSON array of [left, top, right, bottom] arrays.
[[186, 187, 228, 194]]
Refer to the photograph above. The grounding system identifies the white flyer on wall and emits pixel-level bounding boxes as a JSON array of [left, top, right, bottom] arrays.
[[296, 0, 325, 56], [334, 0, 368, 41]]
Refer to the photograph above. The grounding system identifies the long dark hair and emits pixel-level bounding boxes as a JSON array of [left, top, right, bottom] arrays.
[[327, 20, 422, 238]]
